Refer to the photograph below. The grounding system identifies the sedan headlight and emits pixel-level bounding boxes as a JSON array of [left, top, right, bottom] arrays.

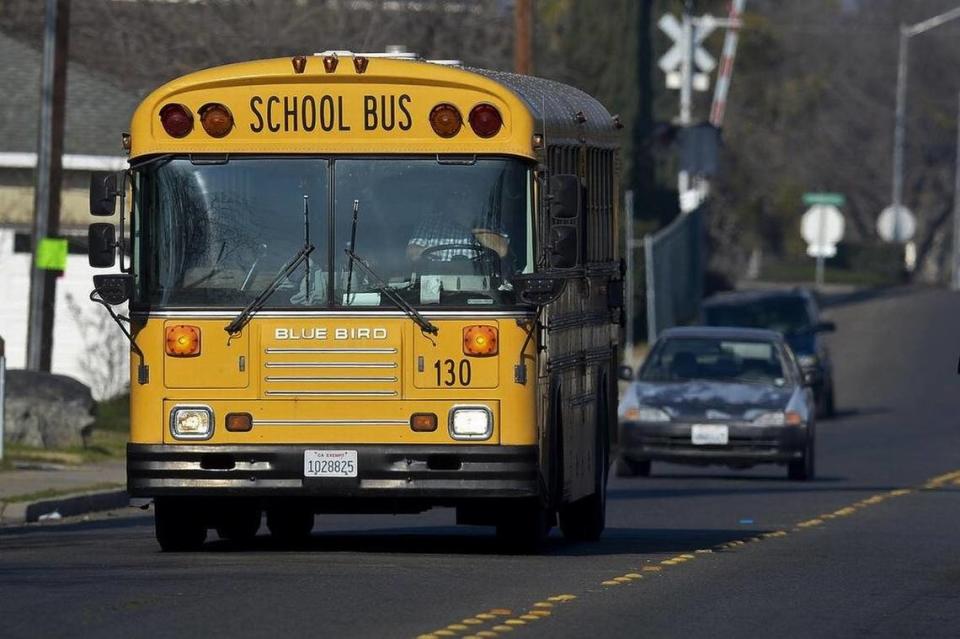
[[797, 354, 819, 368], [622, 405, 671, 423], [449, 406, 493, 440], [170, 406, 214, 440], [753, 411, 803, 427]]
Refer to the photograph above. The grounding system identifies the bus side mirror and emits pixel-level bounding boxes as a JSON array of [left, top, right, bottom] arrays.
[[88, 223, 117, 268], [618, 365, 634, 381], [548, 174, 581, 269], [549, 174, 581, 220], [93, 273, 133, 305], [90, 171, 119, 216], [549, 225, 578, 269]]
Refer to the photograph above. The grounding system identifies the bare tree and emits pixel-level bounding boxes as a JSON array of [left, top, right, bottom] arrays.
[[64, 292, 129, 400]]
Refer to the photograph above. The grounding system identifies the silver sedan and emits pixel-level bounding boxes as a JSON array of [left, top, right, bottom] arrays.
[[618, 326, 816, 480]]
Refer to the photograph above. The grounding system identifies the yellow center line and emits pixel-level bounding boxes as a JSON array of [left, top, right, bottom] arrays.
[[413, 468, 960, 638]]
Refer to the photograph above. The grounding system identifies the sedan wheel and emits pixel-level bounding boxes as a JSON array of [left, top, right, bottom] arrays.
[[788, 438, 815, 481]]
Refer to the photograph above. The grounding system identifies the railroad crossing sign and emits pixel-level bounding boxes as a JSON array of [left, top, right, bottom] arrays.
[[658, 13, 716, 91], [877, 204, 916, 243], [801, 204, 845, 258]]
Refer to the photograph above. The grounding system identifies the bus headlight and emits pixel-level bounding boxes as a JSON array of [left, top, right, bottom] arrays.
[[449, 406, 493, 440], [170, 406, 214, 440]]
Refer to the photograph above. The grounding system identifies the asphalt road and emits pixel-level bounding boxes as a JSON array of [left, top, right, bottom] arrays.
[[3, 286, 960, 639]]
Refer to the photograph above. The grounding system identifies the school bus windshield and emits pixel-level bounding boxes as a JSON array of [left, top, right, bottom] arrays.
[[136, 156, 534, 309]]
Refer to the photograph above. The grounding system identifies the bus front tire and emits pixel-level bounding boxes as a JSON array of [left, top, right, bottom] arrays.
[[154, 499, 207, 552], [495, 501, 552, 553]]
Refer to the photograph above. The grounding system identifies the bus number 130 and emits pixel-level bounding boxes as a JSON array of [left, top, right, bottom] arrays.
[[434, 359, 471, 386]]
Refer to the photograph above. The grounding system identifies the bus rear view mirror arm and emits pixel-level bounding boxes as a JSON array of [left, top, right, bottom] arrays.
[[89, 274, 149, 384]]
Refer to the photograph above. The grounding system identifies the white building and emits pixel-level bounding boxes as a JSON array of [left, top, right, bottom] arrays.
[[0, 32, 138, 399]]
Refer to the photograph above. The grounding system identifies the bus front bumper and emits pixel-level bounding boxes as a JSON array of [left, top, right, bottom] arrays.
[[127, 444, 539, 501]]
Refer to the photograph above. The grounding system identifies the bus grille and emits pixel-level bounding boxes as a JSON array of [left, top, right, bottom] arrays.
[[261, 346, 401, 399]]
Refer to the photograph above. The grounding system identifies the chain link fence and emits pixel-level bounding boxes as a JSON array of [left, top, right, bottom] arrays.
[[644, 206, 704, 341]]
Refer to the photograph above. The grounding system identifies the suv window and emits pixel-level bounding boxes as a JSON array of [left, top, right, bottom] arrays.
[[704, 296, 814, 334]]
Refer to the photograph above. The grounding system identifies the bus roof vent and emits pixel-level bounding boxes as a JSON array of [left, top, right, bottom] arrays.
[[427, 59, 464, 67], [314, 45, 421, 61]]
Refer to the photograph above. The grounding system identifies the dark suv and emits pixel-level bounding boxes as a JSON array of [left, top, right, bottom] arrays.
[[702, 288, 836, 416]]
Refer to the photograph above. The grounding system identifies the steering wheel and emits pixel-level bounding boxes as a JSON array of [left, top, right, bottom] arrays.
[[417, 243, 500, 263]]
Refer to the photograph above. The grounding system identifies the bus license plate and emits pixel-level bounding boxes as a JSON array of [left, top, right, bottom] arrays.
[[304, 450, 358, 478], [691, 425, 728, 446]]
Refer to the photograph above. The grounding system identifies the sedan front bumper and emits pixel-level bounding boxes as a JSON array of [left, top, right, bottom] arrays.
[[619, 421, 808, 465]]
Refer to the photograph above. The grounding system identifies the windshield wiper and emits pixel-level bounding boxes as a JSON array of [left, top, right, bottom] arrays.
[[225, 244, 314, 335], [344, 248, 438, 336]]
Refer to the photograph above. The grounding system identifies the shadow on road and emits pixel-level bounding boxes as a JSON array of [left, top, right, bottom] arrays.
[[0, 511, 151, 539], [817, 285, 916, 310], [821, 405, 890, 421], [197, 525, 762, 557]]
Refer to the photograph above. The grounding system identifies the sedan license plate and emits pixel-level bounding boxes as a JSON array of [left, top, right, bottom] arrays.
[[304, 450, 358, 478], [691, 424, 729, 446]]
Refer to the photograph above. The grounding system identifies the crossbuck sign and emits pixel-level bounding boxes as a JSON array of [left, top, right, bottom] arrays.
[[658, 13, 717, 90]]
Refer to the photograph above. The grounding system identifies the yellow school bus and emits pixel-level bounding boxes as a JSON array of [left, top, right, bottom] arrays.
[[87, 51, 622, 551]]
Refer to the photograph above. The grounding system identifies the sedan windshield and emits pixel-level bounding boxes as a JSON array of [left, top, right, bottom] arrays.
[[134, 156, 532, 308], [640, 337, 787, 386]]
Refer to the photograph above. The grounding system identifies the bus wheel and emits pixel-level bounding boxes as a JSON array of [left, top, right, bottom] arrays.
[[216, 506, 262, 543], [155, 499, 207, 552], [559, 390, 609, 542], [495, 500, 552, 553], [266, 507, 314, 543]]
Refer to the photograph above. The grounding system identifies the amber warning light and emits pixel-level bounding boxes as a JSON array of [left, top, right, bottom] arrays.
[[200, 103, 234, 138], [165, 325, 201, 357], [429, 103, 462, 138], [463, 325, 498, 357]]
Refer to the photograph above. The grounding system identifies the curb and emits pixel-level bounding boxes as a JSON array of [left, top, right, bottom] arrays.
[[0, 489, 130, 525]]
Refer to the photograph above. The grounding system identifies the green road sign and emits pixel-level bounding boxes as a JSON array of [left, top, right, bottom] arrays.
[[35, 237, 68, 271], [802, 192, 846, 207]]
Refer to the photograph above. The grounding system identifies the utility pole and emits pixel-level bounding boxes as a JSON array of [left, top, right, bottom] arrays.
[[891, 24, 908, 233], [514, 0, 533, 75], [632, 0, 655, 197], [624, 190, 636, 360], [678, 0, 694, 195], [26, 0, 70, 372], [888, 6, 960, 273]]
